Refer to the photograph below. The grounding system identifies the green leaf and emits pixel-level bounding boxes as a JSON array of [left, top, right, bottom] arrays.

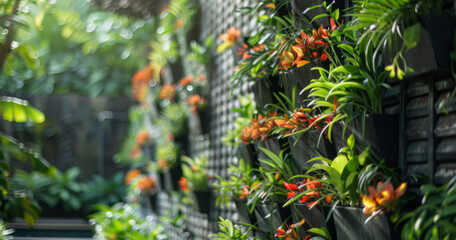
[[347, 134, 355, 150], [403, 23, 421, 50], [308, 227, 331, 239], [217, 41, 235, 53], [331, 155, 348, 175], [358, 146, 370, 165], [0, 97, 45, 123]]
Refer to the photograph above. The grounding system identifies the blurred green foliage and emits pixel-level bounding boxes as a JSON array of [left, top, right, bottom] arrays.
[[0, 0, 156, 97]]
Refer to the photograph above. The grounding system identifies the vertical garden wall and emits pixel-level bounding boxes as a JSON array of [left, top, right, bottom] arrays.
[[90, 0, 456, 239]]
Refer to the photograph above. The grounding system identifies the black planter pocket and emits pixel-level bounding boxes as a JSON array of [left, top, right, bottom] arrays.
[[236, 143, 259, 169], [165, 166, 183, 191], [387, 14, 456, 80], [332, 114, 399, 166], [234, 199, 255, 224], [195, 108, 211, 135], [330, 207, 394, 240], [251, 77, 282, 110], [158, 172, 167, 191], [293, 204, 331, 239], [288, 132, 329, 172], [149, 193, 158, 212], [283, 60, 322, 108], [193, 190, 213, 215], [291, 0, 329, 29], [255, 138, 283, 166], [253, 203, 283, 233]]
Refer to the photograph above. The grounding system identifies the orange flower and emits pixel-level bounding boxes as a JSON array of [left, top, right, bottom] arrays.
[[240, 185, 250, 199], [179, 74, 194, 87], [220, 26, 240, 43], [158, 159, 168, 170], [178, 177, 189, 193], [241, 112, 278, 143], [266, 3, 275, 9], [131, 64, 154, 101], [275, 228, 287, 237], [125, 169, 141, 184], [362, 181, 407, 217], [136, 130, 149, 146], [138, 176, 156, 193], [174, 19, 184, 31], [130, 145, 142, 159], [187, 94, 207, 113], [197, 74, 206, 82], [159, 83, 176, 100]]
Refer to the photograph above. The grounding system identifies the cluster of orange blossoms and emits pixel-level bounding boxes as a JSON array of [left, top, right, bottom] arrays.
[[278, 19, 338, 70], [187, 94, 207, 113], [283, 179, 332, 208], [159, 83, 177, 100], [178, 176, 189, 193], [174, 19, 184, 31], [131, 64, 154, 101], [130, 145, 142, 159], [362, 181, 407, 217], [178, 74, 194, 87], [275, 219, 311, 240], [136, 130, 150, 146], [137, 176, 157, 194], [125, 169, 141, 184], [220, 26, 241, 44], [241, 112, 277, 144], [237, 43, 266, 60]]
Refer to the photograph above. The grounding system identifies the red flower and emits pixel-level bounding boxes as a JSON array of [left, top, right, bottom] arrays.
[[287, 192, 297, 199], [321, 52, 328, 61], [178, 177, 189, 193], [282, 181, 298, 191]]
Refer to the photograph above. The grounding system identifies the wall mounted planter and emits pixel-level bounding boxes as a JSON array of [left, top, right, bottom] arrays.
[[160, 166, 183, 192], [332, 114, 399, 166], [255, 138, 283, 164], [236, 143, 259, 169], [234, 199, 256, 224], [324, 206, 395, 240], [282, 60, 323, 108], [251, 77, 282, 110], [288, 132, 335, 172], [387, 14, 456, 81], [193, 190, 213, 215]]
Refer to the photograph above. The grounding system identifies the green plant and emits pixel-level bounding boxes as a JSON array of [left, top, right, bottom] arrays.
[[349, 0, 446, 80], [399, 176, 456, 239], [161, 102, 188, 136], [211, 217, 251, 240], [301, 27, 390, 141], [231, 0, 294, 90], [0, 219, 13, 240], [0, 98, 49, 227], [222, 95, 258, 147], [82, 172, 128, 209], [90, 203, 167, 240], [245, 148, 297, 211], [181, 155, 209, 191], [213, 159, 260, 208], [285, 134, 377, 207], [46, 167, 86, 211]]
